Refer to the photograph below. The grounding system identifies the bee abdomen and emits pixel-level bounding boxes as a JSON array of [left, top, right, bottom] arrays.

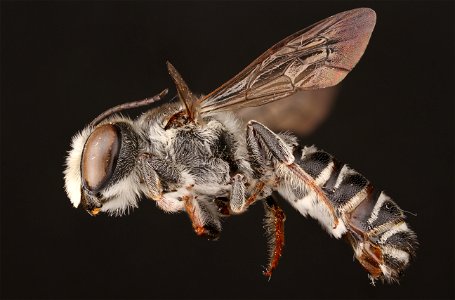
[[297, 145, 416, 234], [295, 146, 417, 282], [297, 146, 378, 217]]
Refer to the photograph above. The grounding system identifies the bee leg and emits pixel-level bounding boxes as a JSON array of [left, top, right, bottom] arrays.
[[245, 181, 266, 207], [247, 121, 339, 228], [139, 154, 185, 212], [139, 153, 164, 201], [247, 120, 295, 166], [231, 173, 269, 213], [244, 120, 289, 208], [247, 122, 272, 177], [262, 195, 286, 279], [244, 120, 280, 208], [183, 194, 221, 240], [230, 174, 246, 213], [140, 154, 182, 188], [214, 197, 231, 215]]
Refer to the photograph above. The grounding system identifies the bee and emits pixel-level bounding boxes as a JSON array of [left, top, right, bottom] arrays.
[[64, 8, 417, 284]]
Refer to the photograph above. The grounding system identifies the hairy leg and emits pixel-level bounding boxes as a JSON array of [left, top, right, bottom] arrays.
[[139, 153, 221, 239], [247, 121, 338, 228], [263, 195, 286, 279]]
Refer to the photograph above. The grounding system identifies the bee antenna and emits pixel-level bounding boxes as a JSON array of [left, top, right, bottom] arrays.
[[402, 209, 418, 217], [90, 89, 169, 126]]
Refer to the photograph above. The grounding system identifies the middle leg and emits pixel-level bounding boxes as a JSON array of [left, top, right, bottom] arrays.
[[182, 194, 222, 240]]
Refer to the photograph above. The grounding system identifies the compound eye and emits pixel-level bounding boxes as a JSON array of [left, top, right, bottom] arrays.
[[82, 124, 120, 192]]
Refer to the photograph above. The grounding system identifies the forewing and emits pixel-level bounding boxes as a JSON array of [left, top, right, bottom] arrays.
[[199, 8, 376, 113]]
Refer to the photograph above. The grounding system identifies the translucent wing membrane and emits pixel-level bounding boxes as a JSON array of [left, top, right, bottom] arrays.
[[199, 8, 376, 113]]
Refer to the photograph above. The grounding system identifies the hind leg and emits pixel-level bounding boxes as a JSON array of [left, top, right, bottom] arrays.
[[263, 195, 286, 279], [246, 120, 339, 228]]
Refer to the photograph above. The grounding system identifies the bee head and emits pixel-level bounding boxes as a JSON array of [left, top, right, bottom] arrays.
[[64, 119, 142, 216]]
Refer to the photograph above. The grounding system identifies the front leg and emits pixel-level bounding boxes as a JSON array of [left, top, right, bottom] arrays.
[[139, 153, 183, 212], [139, 153, 163, 201], [139, 154, 220, 239]]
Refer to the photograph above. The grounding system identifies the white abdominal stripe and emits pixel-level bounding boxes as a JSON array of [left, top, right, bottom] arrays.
[[283, 146, 417, 280]]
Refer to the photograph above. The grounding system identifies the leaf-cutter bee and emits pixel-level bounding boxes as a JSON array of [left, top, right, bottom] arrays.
[[64, 8, 417, 283]]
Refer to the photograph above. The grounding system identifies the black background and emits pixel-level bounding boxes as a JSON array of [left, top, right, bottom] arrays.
[[1, 1, 454, 299]]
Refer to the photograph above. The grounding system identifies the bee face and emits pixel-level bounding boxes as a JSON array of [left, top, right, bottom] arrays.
[[64, 119, 142, 216]]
